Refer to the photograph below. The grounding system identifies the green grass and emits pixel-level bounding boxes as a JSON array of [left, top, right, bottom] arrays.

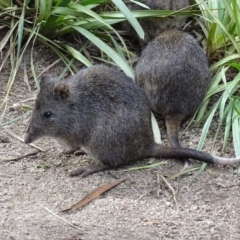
[[193, 0, 240, 172], [195, 0, 240, 59], [0, 0, 191, 109]]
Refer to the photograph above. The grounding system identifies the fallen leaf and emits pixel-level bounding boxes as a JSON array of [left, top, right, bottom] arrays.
[[61, 178, 126, 212]]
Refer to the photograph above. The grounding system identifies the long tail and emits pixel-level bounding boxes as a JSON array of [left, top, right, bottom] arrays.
[[165, 116, 189, 169], [149, 144, 240, 165]]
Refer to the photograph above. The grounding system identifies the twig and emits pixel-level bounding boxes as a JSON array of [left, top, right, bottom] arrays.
[[0, 151, 39, 161], [156, 171, 161, 197], [20, 97, 36, 103], [5, 129, 44, 152], [161, 175, 178, 205], [24, 61, 32, 92], [137, 189, 155, 201], [38, 204, 88, 234], [37, 59, 61, 78]]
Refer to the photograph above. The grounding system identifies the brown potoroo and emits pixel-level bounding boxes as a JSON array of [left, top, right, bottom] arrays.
[[24, 65, 239, 178], [135, 29, 210, 169]]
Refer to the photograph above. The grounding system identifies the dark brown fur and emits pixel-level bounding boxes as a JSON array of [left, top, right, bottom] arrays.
[[24, 65, 240, 178], [135, 29, 210, 168], [123, 0, 190, 47]]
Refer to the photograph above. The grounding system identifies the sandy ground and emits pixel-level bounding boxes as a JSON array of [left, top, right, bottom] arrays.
[[1, 43, 240, 240]]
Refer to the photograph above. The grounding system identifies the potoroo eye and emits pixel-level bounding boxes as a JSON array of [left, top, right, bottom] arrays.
[[44, 111, 52, 118]]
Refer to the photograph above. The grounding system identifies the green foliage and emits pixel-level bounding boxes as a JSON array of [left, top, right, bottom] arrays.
[[0, 1, 132, 71], [194, 0, 240, 167], [0, 0, 129, 111], [0, 0, 191, 110], [0, 0, 10, 9], [195, 0, 240, 59]]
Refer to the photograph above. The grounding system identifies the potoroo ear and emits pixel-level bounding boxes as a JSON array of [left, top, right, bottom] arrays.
[[53, 83, 70, 99], [40, 75, 52, 89]]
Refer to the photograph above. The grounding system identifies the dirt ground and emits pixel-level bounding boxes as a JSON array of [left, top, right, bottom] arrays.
[[1, 43, 240, 240]]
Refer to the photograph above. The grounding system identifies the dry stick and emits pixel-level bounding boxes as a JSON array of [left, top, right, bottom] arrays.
[[160, 175, 178, 206], [5, 129, 44, 151], [156, 171, 161, 198], [36, 59, 61, 79], [137, 189, 155, 201], [20, 97, 36, 103], [24, 61, 31, 92], [138, 174, 178, 203], [10, 97, 36, 111], [83, 48, 94, 64], [137, 172, 162, 201], [38, 204, 88, 234], [0, 151, 39, 161]]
